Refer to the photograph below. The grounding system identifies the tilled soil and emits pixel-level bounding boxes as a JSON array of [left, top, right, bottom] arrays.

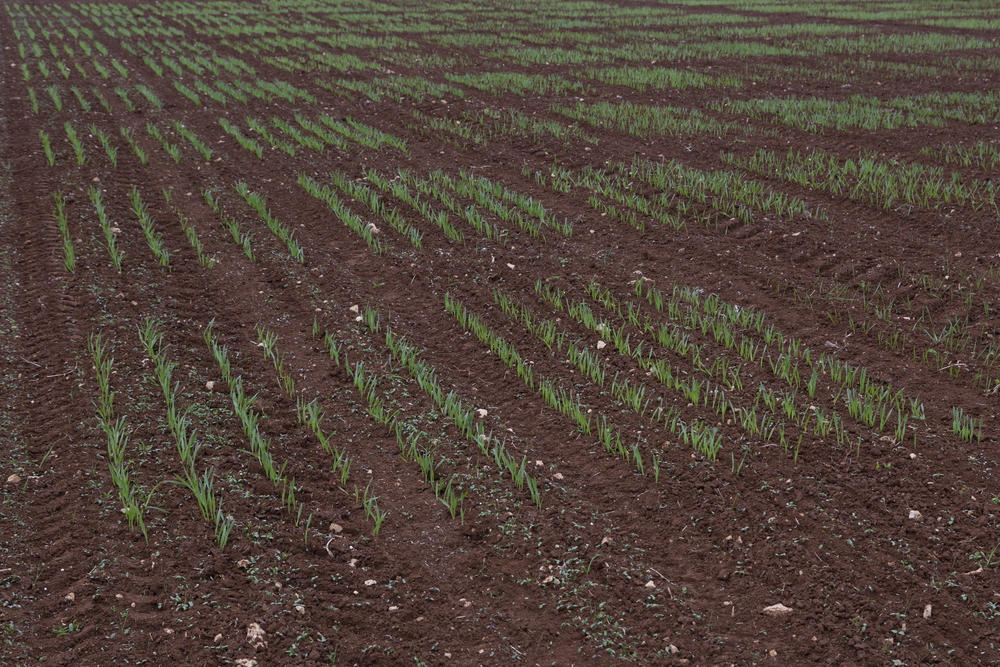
[[1, 1, 999, 665]]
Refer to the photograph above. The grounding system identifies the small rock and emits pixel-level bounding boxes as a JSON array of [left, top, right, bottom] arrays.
[[762, 603, 793, 616], [506, 263, 515, 269], [246, 622, 267, 649], [596, 340, 607, 350], [236, 559, 250, 569], [908, 509, 923, 520], [600, 536, 612, 546], [389, 605, 399, 611], [554, 472, 564, 480], [668, 644, 678, 654], [329, 523, 343, 534], [164, 628, 174, 635], [475, 408, 488, 418], [349, 304, 359, 313], [294, 605, 305, 614], [364, 579, 376, 586], [274, 582, 281, 590], [64, 592, 75, 603], [645, 580, 656, 589], [909, 452, 917, 459], [205, 381, 215, 391], [235, 660, 258, 667], [6, 474, 21, 485], [214, 633, 223, 642], [769, 649, 778, 657], [535, 460, 544, 467], [923, 604, 932, 619]]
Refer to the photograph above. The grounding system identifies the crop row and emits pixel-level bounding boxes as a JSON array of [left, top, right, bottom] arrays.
[[139, 320, 234, 549], [722, 146, 998, 212]]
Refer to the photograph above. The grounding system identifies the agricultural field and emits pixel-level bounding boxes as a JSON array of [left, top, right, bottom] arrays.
[[1, 0, 1000, 663]]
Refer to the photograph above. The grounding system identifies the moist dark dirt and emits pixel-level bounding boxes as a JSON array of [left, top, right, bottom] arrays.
[[1, 2, 999, 666]]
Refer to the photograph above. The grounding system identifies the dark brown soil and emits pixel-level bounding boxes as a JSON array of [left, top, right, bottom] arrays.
[[2, 1, 999, 665]]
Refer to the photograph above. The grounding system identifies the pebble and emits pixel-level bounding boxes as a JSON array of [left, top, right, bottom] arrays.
[[246, 622, 267, 649], [6, 474, 21, 485], [762, 603, 793, 616], [908, 509, 923, 520]]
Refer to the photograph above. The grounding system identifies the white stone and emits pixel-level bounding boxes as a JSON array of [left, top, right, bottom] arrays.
[[246, 622, 267, 649], [762, 603, 793, 616]]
